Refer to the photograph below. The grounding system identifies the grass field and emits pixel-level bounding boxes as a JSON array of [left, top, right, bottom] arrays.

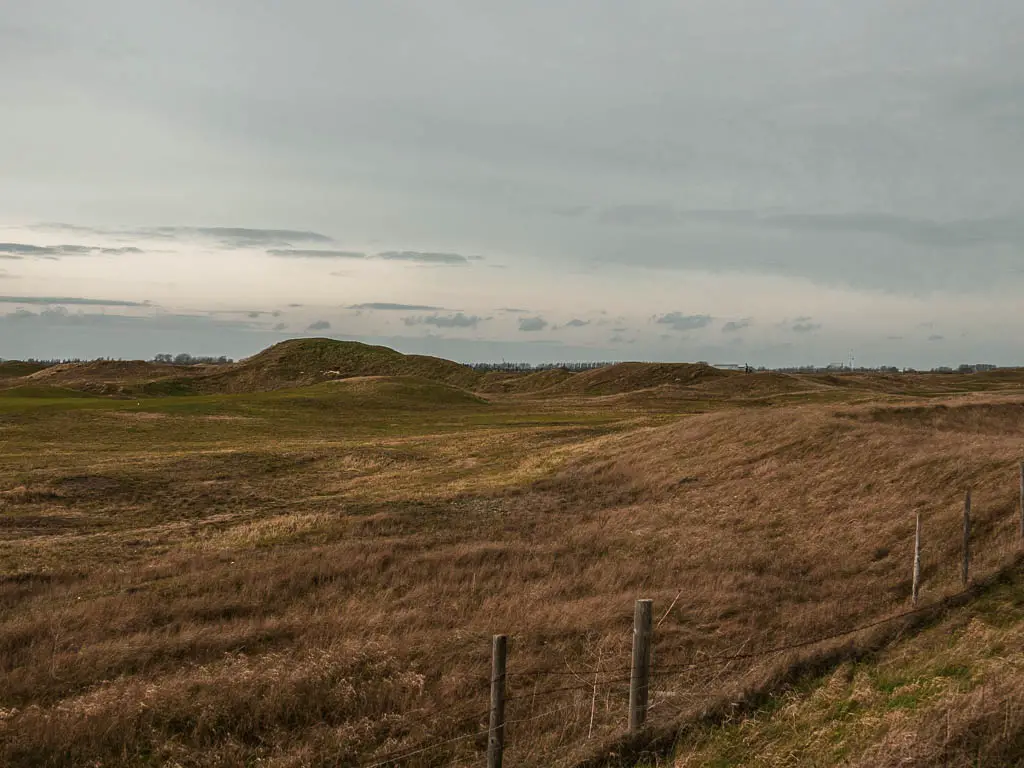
[[3, 341, 1024, 766]]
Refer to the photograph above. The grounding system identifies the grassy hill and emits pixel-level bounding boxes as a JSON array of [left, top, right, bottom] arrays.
[[0, 361, 53, 379], [175, 337, 485, 394], [25, 360, 205, 395]]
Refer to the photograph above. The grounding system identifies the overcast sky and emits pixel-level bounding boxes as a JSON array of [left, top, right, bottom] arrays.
[[2, 0, 1023, 366]]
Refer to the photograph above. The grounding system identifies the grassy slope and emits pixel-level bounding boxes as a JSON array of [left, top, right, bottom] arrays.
[[2, 359, 1024, 765], [670, 570, 1024, 767], [542, 362, 735, 396], [25, 360, 198, 394], [0, 361, 53, 379]]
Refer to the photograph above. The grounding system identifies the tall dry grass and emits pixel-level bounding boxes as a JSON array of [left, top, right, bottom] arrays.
[[2, 392, 1024, 765]]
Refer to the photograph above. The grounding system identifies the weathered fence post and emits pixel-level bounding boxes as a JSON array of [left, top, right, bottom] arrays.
[[912, 513, 922, 606], [962, 490, 971, 587], [628, 599, 653, 732], [488, 635, 507, 768]]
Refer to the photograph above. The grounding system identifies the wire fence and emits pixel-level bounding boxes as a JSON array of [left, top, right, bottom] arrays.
[[358, 463, 1024, 767]]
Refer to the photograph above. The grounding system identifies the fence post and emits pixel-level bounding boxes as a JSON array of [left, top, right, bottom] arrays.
[[629, 599, 653, 732], [962, 490, 971, 587], [912, 513, 922, 606], [488, 635, 507, 768]]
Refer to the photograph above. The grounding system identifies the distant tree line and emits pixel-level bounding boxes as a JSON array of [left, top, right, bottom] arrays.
[[0, 354, 235, 366], [773, 363, 1000, 374], [151, 353, 234, 366], [468, 361, 617, 372]]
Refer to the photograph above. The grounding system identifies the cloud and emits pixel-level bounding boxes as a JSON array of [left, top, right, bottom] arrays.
[[0, 295, 148, 306], [267, 249, 367, 259], [564, 319, 590, 328], [551, 205, 590, 218], [349, 302, 448, 311], [791, 317, 822, 333], [763, 213, 1024, 249], [518, 316, 548, 332], [31, 224, 334, 248], [499, 307, 531, 313], [0, 243, 53, 256], [722, 318, 752, 333], [0, 242, 146, 258], [306, 320, 331, 331], [154, 227, 332, 247], [1, 306, 261, 329], [101, 247, 143, 255], [0, 270, 15, 279], [598, 207, 1024, 250], [189, 227, 330, 241], [599, 204, 679, 227], [273, 322, 287, 331], [587, 205, 1024, 293], [403, 312, 483, 329], [655, 312, 713, 331], [376, 251, 479, 265], [928, 334, 945, 342]]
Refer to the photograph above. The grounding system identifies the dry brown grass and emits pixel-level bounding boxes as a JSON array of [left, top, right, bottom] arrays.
[[2, 377, 1024, 766], [671, 571, 1024, 767]]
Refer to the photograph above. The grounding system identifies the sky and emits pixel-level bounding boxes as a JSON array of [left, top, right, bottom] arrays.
[[2, 0, 1023, 367]]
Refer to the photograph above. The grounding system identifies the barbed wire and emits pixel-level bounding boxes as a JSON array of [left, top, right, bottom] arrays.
[[360, 709, 491, 768], [354, 552, 1015, 768], [358, 577, 990, 766]]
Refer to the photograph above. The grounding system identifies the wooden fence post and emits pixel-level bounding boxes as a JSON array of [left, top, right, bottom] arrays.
[[629, 599, 653, 732], [912, 513, 922, 606], [488, 635, 507, 768], [962, 490, 971, 588]]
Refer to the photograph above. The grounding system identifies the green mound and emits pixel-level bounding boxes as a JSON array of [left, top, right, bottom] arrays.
[[178, 338, 484, 394], [476, 368, 578, 394], [543, 362, 736, 396], [693, 371, 826, 397]]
